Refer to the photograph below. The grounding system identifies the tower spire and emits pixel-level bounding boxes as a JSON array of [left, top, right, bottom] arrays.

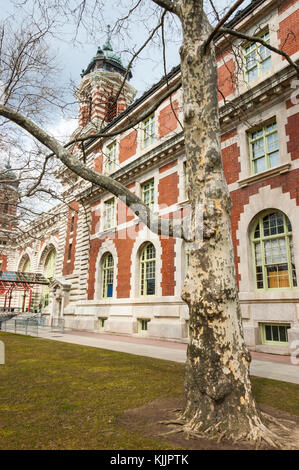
[[103, 25, 112, 51]]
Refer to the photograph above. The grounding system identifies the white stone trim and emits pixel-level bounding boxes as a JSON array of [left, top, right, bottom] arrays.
[[278, 1, 299, 22], [94, 238, 118, 301], [157, 164, 178, 180], [221, 134, 239, 150], [237, 185, 299, 297], [237, 100, 290, 181], [37, 237, 59, 274], [17, 248, 33, 271], [129, 225, 162, 299]]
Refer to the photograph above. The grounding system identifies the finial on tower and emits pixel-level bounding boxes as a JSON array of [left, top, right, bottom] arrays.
[[103, 25, 113, 51]]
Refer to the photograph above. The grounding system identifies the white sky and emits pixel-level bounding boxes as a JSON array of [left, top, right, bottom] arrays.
[[1, 0, 252, 140]]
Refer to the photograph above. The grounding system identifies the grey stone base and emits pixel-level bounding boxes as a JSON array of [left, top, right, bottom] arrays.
[[288, 327, 299, 357], [148, 320, 188, 340], [105, 317, 135, 335], [255, 344, 290, 355], [243, 325, 260, 348], [63, 315, 97, 331]]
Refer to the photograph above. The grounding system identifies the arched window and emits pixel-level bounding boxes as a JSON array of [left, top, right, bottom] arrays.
[[102, 252, 114, 298], [251, 211, 297, 289], [140, 243, 156, 296], [45, 249, 56, 280], [22, 257, 30, 273]]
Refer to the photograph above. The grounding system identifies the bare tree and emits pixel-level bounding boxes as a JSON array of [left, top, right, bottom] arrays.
[[1, 0, 298, 447]]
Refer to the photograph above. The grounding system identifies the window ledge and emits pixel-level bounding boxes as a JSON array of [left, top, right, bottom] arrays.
[[255, 344, 290, 355], [238, 163, 291, 188], [178, 197, 190, 206], [101, 226, 116, 235]]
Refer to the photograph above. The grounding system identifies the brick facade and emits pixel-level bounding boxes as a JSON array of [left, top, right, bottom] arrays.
[[62, 202, 79, 276], [3, 0, 299, 353]]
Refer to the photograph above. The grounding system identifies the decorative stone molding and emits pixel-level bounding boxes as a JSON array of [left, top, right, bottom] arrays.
[[129, 225, 162, 299], [238, 163, 291, 187], [94, 238, 118, 301], [237, 185, 299, 296]]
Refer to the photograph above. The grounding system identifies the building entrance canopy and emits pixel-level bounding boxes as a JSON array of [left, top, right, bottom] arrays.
[[0, 271, 49, 312]]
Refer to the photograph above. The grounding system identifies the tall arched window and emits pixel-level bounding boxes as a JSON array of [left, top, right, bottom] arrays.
[[140, 243, 156, 296], [22, 257, 30, 273], [251, 211, 297, 289], [102, 252, 114, 298], [45, 249, 56, 279]]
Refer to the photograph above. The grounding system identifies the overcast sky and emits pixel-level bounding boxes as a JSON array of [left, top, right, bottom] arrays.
[[1, 0, 251, 141]]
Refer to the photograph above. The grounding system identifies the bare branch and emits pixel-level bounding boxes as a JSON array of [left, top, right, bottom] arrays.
[[0, 104, 188, 240], [161, 12, 183, 131], [204, 0, 247, 52], [63, 79, 181, 149], [220, 27, 299, 76], [209, 0, 221, 22], [151, 0, 180, 16], [111, 9, 168, 117]]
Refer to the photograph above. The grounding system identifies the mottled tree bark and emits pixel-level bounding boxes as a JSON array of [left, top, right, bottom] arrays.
[[171, 0, 279, 445], [0, 0, 294, 447]]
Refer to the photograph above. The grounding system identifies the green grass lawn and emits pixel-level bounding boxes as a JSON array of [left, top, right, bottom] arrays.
[[0, 331, 298, 450]]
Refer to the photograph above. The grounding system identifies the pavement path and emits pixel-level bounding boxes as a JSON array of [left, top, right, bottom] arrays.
[[9, 326, 298, 385]]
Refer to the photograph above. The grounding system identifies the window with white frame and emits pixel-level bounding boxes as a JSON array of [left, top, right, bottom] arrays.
[[249, 121, 280, 174], [142, 114, 155, 148], [141, 179, 154, 209], [105, 141, 117, 173], [141, 179, 155, 208], [103, 198, 115, 230], [244, 30, 272, 82], [140, 242, 156, 296], [101, 252, 114, 298], [252, 211, 297, 290]]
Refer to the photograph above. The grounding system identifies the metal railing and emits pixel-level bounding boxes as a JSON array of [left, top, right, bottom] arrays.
[[0, 307, 21, 314], [0, 313, 46, 336]]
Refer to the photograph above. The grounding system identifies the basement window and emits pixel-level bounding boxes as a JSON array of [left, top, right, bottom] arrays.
[[260, 323, 290, 345], [138, 318, 150, 333], [99, 318, 107, 330]]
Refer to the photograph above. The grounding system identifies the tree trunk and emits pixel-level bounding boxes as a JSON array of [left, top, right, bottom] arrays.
[[178, 1, 274, 445]]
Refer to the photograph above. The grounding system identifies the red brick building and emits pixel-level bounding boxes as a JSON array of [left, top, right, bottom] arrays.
[[3, 0, 299, 354], [0, 163, 19, 272]]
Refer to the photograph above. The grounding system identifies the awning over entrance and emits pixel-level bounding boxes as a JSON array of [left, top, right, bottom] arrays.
[[0, 271, 49, 312]]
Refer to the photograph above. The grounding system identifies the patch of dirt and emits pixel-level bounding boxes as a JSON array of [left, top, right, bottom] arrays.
[[118, 397, 299, 450]]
